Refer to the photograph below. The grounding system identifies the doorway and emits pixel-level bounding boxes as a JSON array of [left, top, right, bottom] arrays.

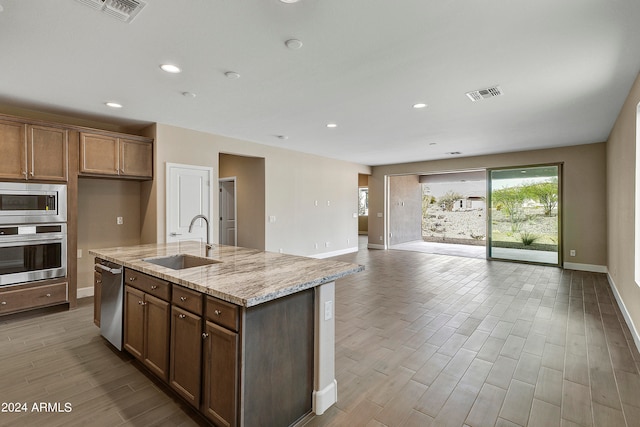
[[487, 164, 561, 265], [219, 178, 237, 246]]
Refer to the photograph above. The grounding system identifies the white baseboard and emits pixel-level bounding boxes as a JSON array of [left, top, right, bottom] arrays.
[[367, 243, 385, 250], [77, 286, 94, 299], [312, 379, 337, 415], [606, 273, 640, 354], [311, 247, 358, 259], [563, 262, 608, 273]]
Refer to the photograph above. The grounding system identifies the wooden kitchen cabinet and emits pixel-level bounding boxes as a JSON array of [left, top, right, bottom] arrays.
[[0, 281, 68, 315], [0, 120, 27, 180], [93, 271, 102, 327], [202, 320, 239, 427], [28, 125, 68, 181], [170, 305, 203, 408], [0, 120, 68, 181], [124, 284, 170, 381], [80, 132, 152, 179], [202, 294, 239, 427]]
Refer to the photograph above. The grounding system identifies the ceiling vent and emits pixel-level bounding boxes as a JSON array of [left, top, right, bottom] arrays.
[[76, 0, 147, 23], [465, 86, 503, 102]]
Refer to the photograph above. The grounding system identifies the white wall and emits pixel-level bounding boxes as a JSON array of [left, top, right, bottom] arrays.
[[141, 123, 371, 257]]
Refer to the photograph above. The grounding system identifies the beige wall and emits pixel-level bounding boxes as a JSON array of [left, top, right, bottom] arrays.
[[142, 123, 371, 256], [370, 143, 607, 267], [607, 72, 640, 343], [219, 153, 266, 250], [77, 178, 142, 289]]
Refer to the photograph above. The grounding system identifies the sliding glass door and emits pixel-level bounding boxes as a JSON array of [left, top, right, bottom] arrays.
[[488, 164, 561, 266]]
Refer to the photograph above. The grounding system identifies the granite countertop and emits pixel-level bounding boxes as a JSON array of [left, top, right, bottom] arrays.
[[89, 241, 363, 307]]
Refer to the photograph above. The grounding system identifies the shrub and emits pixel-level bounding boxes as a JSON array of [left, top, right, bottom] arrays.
[[520, 231, 539, 246]]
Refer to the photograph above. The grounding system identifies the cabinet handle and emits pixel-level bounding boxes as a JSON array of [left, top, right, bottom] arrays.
[[214, 309, 222, 316], [129, 277, 136, 281], [180, 296, 187, 301], [150, 285, 158, 290], [202, 333, 209, 339], [178, 314, 186, 319], [96, 280, 102, 284], [138, 301, 146, 305], [45, 293, 51, 297], [1, 301, 6, 305], [22, 171, 27, 177], [29, 171, 34, 176]]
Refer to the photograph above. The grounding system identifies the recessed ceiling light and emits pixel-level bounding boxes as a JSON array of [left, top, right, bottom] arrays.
[[105, 102, 123, 109], [326, 123, 337, 128], [428, 142, 437, 146], [275, 135, 288, 140], [224, 71, 240, 79], [160, 64, 181, 73], [182, 92, 196, 98], [413, 103, 427, 109], [285, 39, 303, 50], [280, 0, 300, 3]]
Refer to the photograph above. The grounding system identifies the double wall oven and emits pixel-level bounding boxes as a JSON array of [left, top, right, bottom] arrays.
[[0, 183, 67, 286]]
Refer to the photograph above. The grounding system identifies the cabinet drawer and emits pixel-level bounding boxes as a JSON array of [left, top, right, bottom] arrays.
[[125, 269, 170, 301], [206, 296, 239, 332], [172, 286, 203, 315], [0, 282, 67, 314]]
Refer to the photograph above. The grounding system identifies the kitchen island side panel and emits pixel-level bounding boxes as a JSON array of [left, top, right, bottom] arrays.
[[242, 288, 314, 426]]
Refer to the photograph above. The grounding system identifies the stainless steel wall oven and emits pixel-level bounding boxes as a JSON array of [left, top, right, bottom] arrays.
[[0, 182, 67, 287]]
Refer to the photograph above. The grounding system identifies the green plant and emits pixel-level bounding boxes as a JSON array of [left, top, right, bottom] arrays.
[[438, 191, 464, 212], [520, 231, 539, 246]]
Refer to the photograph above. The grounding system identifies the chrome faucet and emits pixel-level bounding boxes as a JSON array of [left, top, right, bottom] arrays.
[[188, 214, 212, 255]]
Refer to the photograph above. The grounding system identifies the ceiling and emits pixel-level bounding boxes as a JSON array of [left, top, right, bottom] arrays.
[[1, 0, 640, 166]]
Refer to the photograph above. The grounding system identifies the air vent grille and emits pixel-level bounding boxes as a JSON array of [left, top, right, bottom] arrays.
[[75, 0, 146, 23], [466, 86, 503, 102]]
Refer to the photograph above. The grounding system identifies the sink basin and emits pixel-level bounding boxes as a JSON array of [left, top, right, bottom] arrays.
[[143, 254, 220, 270]]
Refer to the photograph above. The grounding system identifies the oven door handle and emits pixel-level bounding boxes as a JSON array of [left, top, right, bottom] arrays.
[[95, 264, 122, 275]]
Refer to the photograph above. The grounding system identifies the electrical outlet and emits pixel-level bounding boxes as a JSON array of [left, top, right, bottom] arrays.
[[325, 242, 330, 248], [77, 249, 82, 258], [570, 249, 576, 257], [116, 216, 123, 225], [324, 301, 333, 320], [314, 243, 318, 249]]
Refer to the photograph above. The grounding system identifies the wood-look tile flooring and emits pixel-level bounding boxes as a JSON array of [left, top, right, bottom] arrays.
[[305, 240, 640, 427], [1, 239, 639, 426]]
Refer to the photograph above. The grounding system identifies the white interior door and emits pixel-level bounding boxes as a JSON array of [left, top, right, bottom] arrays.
[[219, 178, 237, 246], [166, 163, 213, 244]]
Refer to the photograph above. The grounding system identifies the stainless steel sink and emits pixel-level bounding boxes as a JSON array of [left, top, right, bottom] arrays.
[[142, 254, 220, 270]]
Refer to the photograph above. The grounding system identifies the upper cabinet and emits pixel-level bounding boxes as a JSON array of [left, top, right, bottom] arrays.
[[80, 132, 152, 180], [0, 120, 68, 182]]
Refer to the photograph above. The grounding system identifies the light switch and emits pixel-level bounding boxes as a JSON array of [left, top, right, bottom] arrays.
[[116, 216, 123, 225], [269, 215, 276, 223]]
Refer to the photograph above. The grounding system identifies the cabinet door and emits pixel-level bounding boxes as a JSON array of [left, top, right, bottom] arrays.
[[123, 285, 145, 360], [28, 125, 68, 181], [202, 321, 238, 427], [0, 120, 27, 180], [120, 139, 152, 178], [79, 133, 119, 175], [94, 271, 102, 327], [170, 306, 203, 408], [144, 293, 170, 381]]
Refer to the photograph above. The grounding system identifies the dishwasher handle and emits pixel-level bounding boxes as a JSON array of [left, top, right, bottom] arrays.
[[95, 263, 122, 275]]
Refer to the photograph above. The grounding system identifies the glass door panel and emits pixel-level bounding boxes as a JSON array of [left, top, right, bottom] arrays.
[[488, 165, 560, 265]]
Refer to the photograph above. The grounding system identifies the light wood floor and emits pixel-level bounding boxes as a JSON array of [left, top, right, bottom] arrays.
[[1, 241, 639, 427]]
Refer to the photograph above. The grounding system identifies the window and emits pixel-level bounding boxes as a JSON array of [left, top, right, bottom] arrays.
[[358, 187, 369, 216]]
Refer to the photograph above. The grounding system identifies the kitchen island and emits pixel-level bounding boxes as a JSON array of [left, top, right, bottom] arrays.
[[89, 241, 363, 427]]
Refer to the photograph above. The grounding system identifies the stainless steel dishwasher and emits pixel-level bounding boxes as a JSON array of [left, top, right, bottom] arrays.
[[95, 259, 123, 350]]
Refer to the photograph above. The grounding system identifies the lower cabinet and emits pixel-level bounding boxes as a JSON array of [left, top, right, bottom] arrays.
[[169, 305, 202, 408], [123, 285, 170, 381], [202, 320, 238, 427], [0, 281, 68, 315]]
